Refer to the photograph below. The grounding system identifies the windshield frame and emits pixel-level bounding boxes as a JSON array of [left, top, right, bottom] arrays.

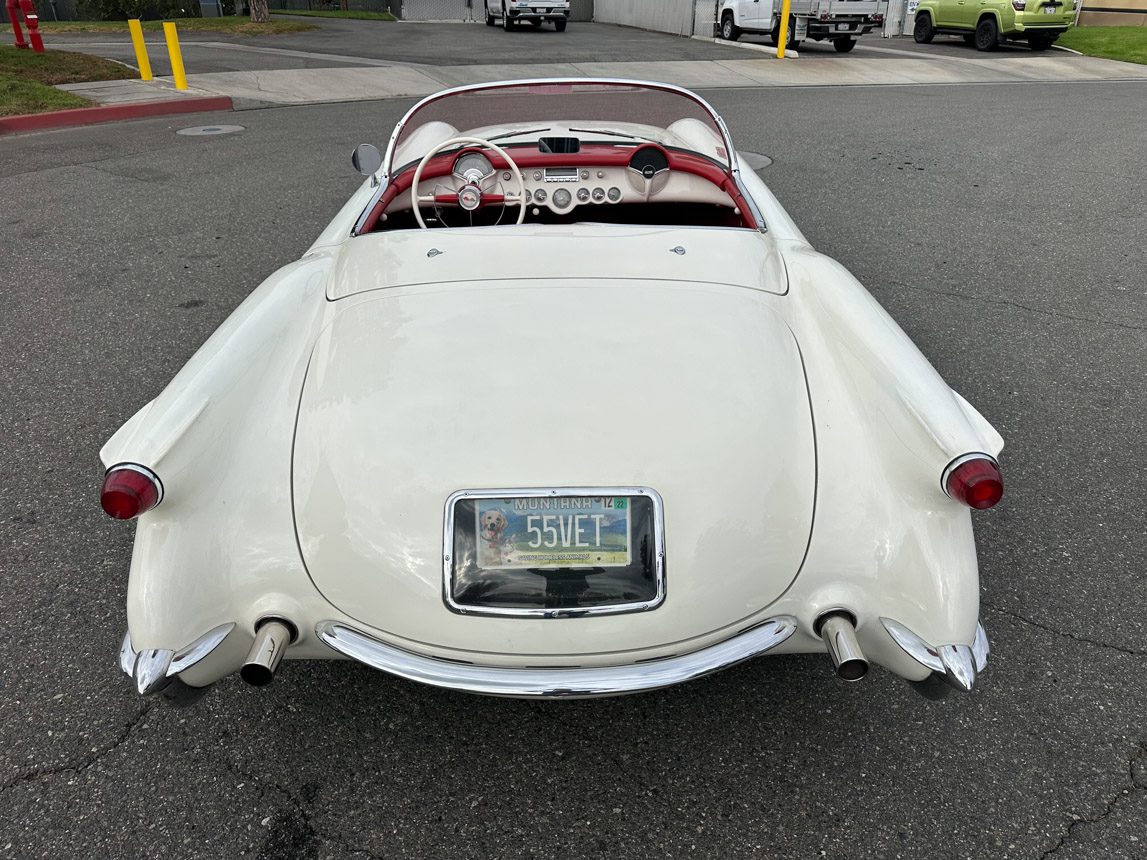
[[352, 78, 765, 235]]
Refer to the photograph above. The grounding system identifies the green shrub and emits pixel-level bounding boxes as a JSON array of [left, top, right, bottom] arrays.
[[76, 0, 202, 20]]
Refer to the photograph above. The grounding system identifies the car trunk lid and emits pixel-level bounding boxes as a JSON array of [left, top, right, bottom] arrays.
[[292, 280, 815, 658]]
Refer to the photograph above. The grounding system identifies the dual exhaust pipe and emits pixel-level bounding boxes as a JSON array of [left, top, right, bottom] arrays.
[[816, 612, 869, 682], [238, 614, 869, 687]]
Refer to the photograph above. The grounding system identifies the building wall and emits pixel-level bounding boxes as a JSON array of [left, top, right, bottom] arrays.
[[1078, 0, 1147, 25], [593, 0, 695, 35]]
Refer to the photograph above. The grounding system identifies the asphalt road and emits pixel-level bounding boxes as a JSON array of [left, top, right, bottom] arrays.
[[43, 16, 1070, 77], [1, 80, 1145, 860]]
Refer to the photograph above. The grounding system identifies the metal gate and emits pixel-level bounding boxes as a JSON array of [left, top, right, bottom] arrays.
[[401, 0, 474, 20]]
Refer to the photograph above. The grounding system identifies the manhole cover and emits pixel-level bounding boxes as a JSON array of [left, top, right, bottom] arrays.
[[740, 151, 773, 170], [176, 125, 246, 136]]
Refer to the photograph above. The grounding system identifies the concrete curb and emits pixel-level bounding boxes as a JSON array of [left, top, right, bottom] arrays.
[[690, 35, 796, 59], [0, 95, 234, 136]]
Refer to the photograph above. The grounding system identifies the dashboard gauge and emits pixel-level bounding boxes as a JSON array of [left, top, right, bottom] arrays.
[[453, 152, 493, 183], [592, 187, 605, 202], [607, 187, 622, 202], [552, 188, 572, 209], [533, 188, 547, 204], [577, 187, 590, 202]]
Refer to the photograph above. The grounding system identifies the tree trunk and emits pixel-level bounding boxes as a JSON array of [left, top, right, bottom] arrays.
[[250, 0, 269, 23]]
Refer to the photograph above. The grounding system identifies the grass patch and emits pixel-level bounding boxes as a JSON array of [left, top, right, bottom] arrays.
[[39, 16, 317, 35], [1059, 26, 1147, 65], [272, 9, 396, 20], [0, 45, 139, 116], [0, 45, 136, 86], [0, 73, 91, 116]]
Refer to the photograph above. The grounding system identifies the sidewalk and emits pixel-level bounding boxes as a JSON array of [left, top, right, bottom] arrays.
[[56, 45, 1147, 110]]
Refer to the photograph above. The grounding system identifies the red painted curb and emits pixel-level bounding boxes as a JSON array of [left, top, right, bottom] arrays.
[[0, 95, 235, 135]]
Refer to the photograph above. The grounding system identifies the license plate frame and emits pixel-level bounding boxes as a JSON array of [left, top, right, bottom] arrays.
[[444, 486, 666, 618]]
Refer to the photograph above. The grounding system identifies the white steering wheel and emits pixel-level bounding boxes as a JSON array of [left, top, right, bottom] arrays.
[[411, 136, 527, 229]]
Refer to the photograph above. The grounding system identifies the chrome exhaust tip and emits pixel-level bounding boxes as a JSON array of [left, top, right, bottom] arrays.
[[240, 619, 295, 687], [816, 612, 869, 682]]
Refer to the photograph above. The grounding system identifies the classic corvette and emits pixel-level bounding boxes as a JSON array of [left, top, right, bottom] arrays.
[[102, 79, 1004, 705]]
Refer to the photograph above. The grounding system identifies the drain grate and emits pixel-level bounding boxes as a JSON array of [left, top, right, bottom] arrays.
[[176, 125, 245, 137]]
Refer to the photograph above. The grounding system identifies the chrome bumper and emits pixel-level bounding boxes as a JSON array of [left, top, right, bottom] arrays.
[[881, 618, 990, 691], [315, 616, 798, 698]]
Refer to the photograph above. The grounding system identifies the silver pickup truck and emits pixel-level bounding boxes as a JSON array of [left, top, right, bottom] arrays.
[[719, 0, 887, 51], [485, 0, 571, 31]]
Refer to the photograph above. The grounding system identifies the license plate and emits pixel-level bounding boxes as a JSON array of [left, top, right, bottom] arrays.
[[836, 22, 853, 30], [1043, 5, 1056, 11], [476, 495, 631, 569]]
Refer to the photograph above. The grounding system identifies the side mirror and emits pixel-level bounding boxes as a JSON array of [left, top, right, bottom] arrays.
[[351, 143, 383, 187]]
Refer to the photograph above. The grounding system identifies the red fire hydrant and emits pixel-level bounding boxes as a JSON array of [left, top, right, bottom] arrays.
[[7, 0, 45, 53]]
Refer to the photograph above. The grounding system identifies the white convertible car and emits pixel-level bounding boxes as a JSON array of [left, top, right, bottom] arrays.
[[103, 80, 1003, 705]]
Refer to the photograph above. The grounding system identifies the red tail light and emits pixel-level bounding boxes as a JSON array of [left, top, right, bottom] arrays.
[[944, 455, 1004, 510], [101, 464, 163, 519]]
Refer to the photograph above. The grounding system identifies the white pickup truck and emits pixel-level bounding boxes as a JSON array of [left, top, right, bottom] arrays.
[[485, 0, 571, 31], [718, 0, 887, 51]]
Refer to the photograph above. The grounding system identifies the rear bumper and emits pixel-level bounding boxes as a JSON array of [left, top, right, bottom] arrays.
[[807, 19, 878, 37], [1009, 22, 1069, 33], [508, 8, 571, 20], [315, 616, 798, 697]]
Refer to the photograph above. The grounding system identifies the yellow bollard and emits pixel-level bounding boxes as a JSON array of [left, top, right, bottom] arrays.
[[127, 19, 153, 81], [163, 21, 188, 90], [777, 0, 792, 59]]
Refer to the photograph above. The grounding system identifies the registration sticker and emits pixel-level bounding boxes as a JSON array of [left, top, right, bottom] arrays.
[[475, 496, 632, 569]]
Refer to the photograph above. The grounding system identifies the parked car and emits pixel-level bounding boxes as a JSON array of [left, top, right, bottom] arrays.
[[913, 0, 1074, 50], [105, 79, 1003, 707], [719, 0, 887, 52], [485, 0, 570, 31]]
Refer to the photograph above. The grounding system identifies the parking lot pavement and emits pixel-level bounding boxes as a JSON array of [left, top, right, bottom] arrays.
[[1, 79, 1145, 860], [44, 20, 1147, 110]]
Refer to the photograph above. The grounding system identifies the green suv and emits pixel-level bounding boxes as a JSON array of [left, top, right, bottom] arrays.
[[913, 0, 1075, 51]]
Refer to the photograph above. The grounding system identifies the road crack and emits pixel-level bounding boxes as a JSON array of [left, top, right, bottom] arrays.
[[0, 701, 154, 798], [883, 279, 1146, 331], [981, 600, 1146, 659], [1040, 743, 1147, 858]]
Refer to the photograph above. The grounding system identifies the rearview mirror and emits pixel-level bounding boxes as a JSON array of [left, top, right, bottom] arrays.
[[351, 143, 382, 186]]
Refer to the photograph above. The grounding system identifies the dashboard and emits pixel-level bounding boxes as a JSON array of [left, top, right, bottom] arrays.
[[369, 137, 751, 231], [437, 144, 686, 215]]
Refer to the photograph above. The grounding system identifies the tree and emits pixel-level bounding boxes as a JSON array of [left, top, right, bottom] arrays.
[[249, 0, 268, 23]]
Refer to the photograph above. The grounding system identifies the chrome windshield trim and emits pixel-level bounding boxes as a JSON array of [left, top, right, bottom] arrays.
[[315, 615, 798, 698], [443, 486, 666, 618], [351, 78, 765, 236]]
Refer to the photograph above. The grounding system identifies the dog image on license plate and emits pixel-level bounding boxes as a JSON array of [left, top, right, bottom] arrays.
[[476, 496, 632, 569]]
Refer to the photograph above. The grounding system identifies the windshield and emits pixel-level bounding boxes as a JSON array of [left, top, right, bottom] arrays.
[[386, 80, 734, 175]]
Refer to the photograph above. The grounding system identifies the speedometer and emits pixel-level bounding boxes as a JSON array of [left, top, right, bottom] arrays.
[[453, 152, 494, 183]]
